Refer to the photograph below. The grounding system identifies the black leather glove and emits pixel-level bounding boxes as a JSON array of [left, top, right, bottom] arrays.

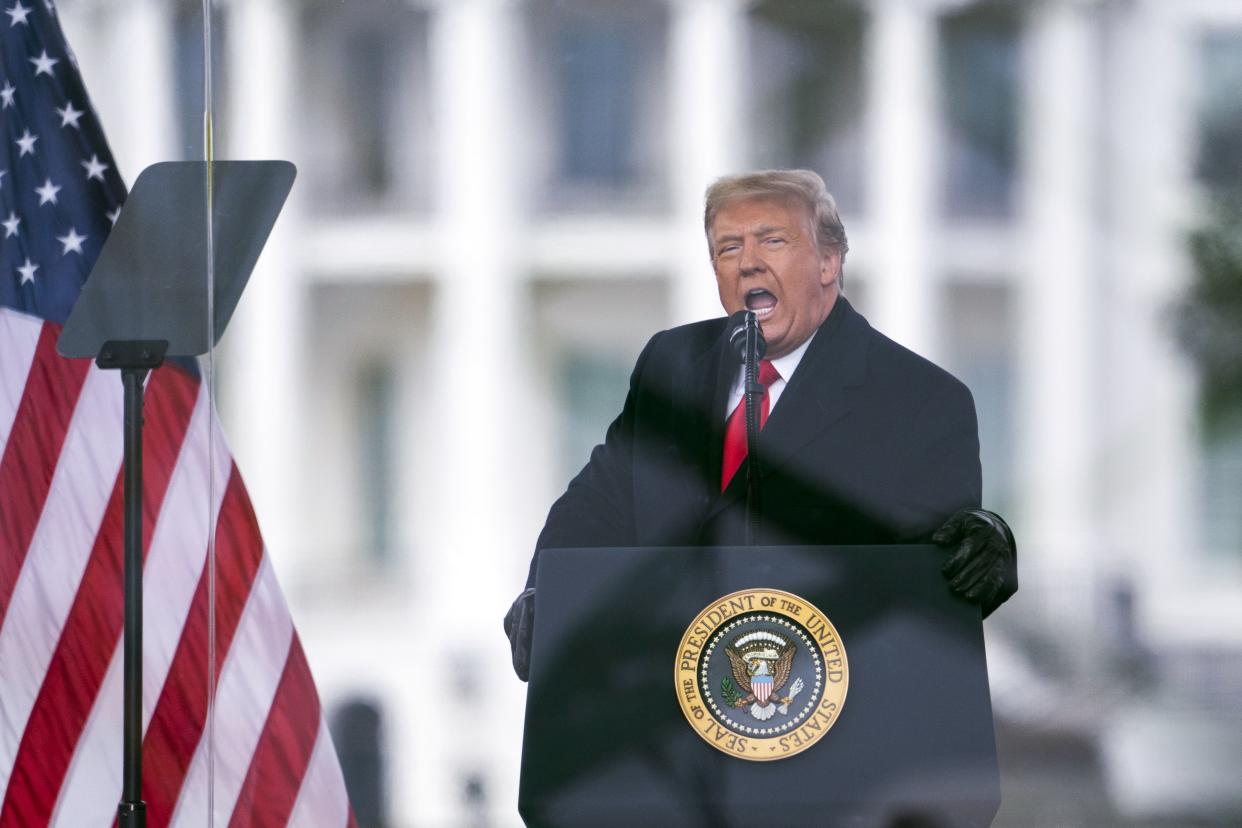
[[503, 588, 536, 682], [933, 508, 1017, 616]]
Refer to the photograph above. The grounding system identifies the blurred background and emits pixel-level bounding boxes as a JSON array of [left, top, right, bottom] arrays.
[[57, 0, 1242, 825]]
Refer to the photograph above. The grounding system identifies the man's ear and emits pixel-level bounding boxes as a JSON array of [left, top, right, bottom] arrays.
[[820, 249, 842, 287]]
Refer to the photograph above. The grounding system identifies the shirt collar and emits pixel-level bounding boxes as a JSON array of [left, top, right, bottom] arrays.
[[768, 329, 815, 383]]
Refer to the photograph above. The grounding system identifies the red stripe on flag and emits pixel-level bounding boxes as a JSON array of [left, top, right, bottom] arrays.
[[142, 465, 265, 828], [0, 325, 89, 629], [227, 634, 321, 828], [348, 809, 359, 828], [0, 365, 198, 828]]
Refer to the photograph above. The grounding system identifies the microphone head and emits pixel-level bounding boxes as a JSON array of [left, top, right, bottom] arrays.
[[727, 310, 767, 361]]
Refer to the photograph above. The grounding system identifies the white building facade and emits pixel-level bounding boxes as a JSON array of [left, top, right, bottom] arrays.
[[61, 0, 1242, 824]]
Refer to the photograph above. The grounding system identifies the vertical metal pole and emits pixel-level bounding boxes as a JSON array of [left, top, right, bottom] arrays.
[[118, 367, 147, 828], [744, 318, 760, 547]]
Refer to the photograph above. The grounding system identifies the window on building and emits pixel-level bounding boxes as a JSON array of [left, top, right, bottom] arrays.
[[173, 0, 226, 159], [938, 4, 1022, 219], [533, 278, 669, 480], [526, 0, 668, 211], [299, 0, 433, 213], [306, 282, 429, 578], [330, 698, 388, 828], [942, 282, 1016, 514], [1196, 30, 1242, 195], [1199, 421, 1242, 557], [359, 358, 397, 563], [747, 0, 867, 214], [559, 351, 632, 480]]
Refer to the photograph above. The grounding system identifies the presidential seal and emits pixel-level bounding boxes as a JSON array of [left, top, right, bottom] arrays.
[[675, 588, 848, 761]]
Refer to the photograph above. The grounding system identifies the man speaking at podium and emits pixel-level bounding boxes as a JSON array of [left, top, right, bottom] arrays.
[[505, 169, 1016, 680]]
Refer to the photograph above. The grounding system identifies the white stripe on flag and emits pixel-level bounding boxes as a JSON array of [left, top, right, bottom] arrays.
[[50, 385, 228, 825], [287, 717, 351, 828], [0, 366, 122, 787], [141, 385, 225, 725], [0, 309, 42, 452], [169, 555, 294, 828], [48, 639, 122, 828]]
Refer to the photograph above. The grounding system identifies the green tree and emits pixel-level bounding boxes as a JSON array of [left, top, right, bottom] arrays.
[[1176, 194, 1242, 431]]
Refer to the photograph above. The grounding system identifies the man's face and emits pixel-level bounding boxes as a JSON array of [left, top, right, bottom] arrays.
[[710, 198, 841, 359]]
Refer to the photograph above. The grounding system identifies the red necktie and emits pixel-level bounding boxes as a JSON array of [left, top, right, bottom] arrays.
[[721, 359, 780, 491]]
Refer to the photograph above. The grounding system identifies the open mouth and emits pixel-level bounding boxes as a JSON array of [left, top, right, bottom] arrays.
[[745, 289, 778, 318]]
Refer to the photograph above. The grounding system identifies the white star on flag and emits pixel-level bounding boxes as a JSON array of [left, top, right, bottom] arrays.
[[15, 129, 37, 156], [35, 177, 60, 205], [0, 169, 6, 189], [81, 154, 107, 181], [0, 81, 14, 108], [17, 257, 38, 284], [30, 49, 58, 76], [106, 206, 121, 225], [6, 2, 31, 27], [56, 101, 84, 128], [2, 210, 19, 237], [56, 227, 86, 254]]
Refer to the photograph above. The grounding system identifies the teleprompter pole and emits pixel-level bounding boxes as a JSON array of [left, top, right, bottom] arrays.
[[99, 341, 168, 828]]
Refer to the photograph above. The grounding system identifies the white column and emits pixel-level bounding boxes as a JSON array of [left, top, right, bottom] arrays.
[[668, 0, 746, 325], [221, 0, 303, 588], [864, 0, 939, 357], [1015, 0, 1098, 624], [1103, 3, 1208, 634], [420, 2, 523, 824]]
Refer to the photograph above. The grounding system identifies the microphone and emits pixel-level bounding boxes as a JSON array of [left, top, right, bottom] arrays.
[[727, 310, 767, 362]]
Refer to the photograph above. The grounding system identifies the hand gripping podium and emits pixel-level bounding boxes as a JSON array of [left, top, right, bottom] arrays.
[[518, 546, 1001, 828]]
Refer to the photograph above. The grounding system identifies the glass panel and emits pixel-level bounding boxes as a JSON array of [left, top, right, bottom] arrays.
[[747, 0, 867, 213], [938, 3, 1021, 219]]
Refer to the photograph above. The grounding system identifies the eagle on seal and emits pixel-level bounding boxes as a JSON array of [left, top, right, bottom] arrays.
[[724, 631, 800, 721]]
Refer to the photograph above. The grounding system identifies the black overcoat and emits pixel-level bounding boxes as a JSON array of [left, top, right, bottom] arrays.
[[526, 297, 1017, 615]]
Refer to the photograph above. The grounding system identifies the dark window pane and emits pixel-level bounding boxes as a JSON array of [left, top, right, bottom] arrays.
[[330, 698, 388, 828], [748, 0, 867, 213], [300, 0, 432, 212], [942, 282, 1016, 515], [1197, 31, 1242, 194], [558, 24, 637, 186], [939, 5, 1021, 219], [560, 351, 631, 481], [529, 1, 668, 211], [359, 358, 396, 562], [1201, 420, 1242, 556]]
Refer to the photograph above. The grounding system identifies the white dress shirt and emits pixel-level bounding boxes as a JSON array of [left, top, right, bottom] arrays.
[[723, 330, 817, 420]]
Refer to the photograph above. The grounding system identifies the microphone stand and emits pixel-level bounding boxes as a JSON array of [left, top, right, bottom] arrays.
[[742, 313, 762, 547]]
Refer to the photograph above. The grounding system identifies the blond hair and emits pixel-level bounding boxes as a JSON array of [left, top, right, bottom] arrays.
[[704, 169, 849, 266]]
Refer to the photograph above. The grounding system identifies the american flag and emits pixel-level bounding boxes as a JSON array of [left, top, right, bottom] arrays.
[[0, 3, 356, 825]]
